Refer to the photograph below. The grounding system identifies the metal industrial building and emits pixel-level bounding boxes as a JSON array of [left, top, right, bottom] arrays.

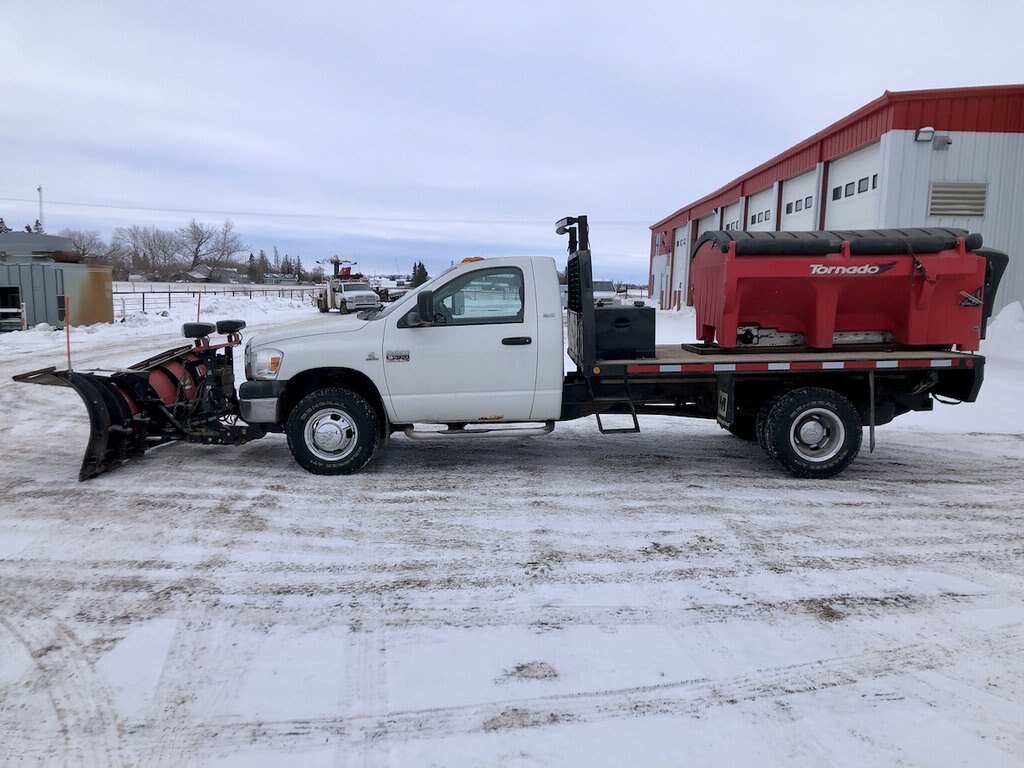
[[0, 232, 113, 330], [649, 84, 1024, 314]]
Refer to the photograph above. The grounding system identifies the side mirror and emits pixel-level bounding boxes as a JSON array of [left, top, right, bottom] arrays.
[[405, 290, 434, 327]]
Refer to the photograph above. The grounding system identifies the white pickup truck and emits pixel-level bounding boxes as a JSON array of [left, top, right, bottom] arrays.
[[315, 279, 383, 314], [237, 216, 999, 479]]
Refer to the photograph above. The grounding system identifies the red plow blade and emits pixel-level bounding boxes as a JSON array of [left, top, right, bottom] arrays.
[[14, 320, 265, 480]]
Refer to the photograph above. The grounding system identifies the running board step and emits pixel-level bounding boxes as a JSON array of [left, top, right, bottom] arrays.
[[404, 422, 555, 440], [586, 377, 641, 434]]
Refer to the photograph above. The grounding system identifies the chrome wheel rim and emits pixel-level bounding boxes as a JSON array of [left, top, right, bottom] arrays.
[[788, 407, 845, 463], [305, 407, 359, 461]]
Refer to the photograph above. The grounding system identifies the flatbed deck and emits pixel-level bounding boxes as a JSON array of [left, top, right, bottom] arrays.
[[613, 345, 979, 375]]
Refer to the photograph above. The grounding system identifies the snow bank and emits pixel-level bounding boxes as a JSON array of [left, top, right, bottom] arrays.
[[982, 301, 1024, 364]]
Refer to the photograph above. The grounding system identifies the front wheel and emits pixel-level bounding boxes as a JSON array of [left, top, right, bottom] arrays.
[[762, 387, 862, 478], [286, 388, 379, 474]]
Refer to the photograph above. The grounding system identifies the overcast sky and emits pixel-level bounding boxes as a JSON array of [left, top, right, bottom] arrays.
[[3, 1, 1022, 281]]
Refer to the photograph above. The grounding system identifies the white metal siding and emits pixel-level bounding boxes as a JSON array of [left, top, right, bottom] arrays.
[[781, 169, 819, 230], [651, 251, 670, 309], [824, 143, 881, 229], [696, 213, 717, 237], [880, 130, 1024, 314], [671, 225, 690, 308], [746, 188, 774, 231], [723, 201, 742, 231]]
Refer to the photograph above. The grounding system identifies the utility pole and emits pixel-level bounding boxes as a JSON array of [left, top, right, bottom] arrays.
[[37, 185, 44, 232]]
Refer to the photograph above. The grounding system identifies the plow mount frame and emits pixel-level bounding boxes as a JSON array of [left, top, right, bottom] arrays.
[[14, 319, 266, 480]]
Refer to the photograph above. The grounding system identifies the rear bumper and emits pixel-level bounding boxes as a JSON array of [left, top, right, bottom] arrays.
[[239, 379, 285, 424]]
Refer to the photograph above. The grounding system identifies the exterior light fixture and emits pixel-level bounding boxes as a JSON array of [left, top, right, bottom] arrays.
[[914, 126, 936, 142]]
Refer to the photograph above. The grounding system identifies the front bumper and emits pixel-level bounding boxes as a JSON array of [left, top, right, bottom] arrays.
[[238, 379, 285, 424]]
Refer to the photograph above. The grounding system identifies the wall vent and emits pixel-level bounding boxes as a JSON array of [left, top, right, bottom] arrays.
[[928, 182, 987, 217]]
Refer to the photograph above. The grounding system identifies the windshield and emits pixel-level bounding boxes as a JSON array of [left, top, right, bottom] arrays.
[[593, 281, 615, 292], [360, 264, 460, 321], [341, 282, 372, 292]]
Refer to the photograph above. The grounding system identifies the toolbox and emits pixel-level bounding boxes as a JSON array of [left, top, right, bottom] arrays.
[[594, 304, 656, 360]]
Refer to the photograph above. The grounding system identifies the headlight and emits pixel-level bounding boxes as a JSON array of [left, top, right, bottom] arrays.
[[253, 347, 284, 379]]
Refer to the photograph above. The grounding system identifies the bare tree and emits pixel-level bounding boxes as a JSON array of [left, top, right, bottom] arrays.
[[58, 228, 108, 262], [110, 225, 183, 278], [146, 227, 184, 276], [178, 219, 218, 269], [214, 219, 244, 264], [110, 226, 149, 275], [107, 231, 136, 278], [178, 218, 245, 269]]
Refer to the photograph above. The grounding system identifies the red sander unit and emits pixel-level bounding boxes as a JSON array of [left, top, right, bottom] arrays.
[[690, 228, 1008, 351]]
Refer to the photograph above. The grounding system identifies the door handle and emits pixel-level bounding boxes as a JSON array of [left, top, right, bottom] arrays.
[[502, 336, 532, 345]]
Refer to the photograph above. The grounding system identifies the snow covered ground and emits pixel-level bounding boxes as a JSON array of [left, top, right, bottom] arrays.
[[1, 295, 1023, 767]]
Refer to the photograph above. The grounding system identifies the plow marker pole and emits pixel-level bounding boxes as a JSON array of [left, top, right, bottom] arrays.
[[65, 297, 72, 371]]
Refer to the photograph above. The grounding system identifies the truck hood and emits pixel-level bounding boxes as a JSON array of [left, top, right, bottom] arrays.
[[248, 317, 370, 348]]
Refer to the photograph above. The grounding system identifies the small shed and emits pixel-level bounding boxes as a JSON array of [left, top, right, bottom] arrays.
[[0, 232, 113, 330]]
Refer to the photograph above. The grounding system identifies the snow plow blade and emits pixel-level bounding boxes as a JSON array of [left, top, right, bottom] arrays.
[[13, 320, 266, 480]]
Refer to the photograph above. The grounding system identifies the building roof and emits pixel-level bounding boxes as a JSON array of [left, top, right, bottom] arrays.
[[652, 84, 1024, 231], [0, 232, 75, 257]]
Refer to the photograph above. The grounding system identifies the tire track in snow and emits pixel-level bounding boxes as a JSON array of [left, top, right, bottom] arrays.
[[0, 601, 126, 768], [4, 322, 1024, 764], [105, 635, 1020, 756]]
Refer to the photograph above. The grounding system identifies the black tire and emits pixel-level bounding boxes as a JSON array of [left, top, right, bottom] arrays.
[[755, 394, 782, 450], [762, 387, 862, 478], [286, 388, 379, 475]]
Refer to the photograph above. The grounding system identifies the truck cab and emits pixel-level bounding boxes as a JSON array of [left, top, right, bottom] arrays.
[[240, 256, 566, 473], [591, 280, 620, 305]]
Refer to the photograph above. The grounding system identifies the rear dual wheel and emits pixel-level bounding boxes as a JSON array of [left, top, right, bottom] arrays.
[[761, 387, 862, 478]]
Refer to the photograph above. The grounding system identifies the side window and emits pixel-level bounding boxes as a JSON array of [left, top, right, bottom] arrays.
[[431, 267, 525, 325]]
